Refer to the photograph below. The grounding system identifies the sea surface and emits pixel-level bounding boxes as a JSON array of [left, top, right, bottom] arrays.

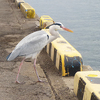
[[25, 0, 100, 70]]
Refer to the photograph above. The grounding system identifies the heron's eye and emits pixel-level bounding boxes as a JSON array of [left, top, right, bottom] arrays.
[[60, 25, 62, 28]]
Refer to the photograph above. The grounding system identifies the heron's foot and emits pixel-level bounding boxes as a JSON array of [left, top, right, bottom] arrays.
[[37, 79, 43, 82], [37, 79, 47, 83], [15, 80, 25, 84], [15, 80, 21, 84]]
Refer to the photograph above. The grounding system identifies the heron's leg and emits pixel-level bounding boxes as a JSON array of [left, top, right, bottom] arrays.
[[16, 57, 25, 84], [33, 58, 42, 82]]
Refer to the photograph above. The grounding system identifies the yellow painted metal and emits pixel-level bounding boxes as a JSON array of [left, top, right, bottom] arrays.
[[88, 74, 98, 77], [40, 15, 54, 29], [44, 29, 83, 76], [44, 29, 82, 57], [20, 3, 35, 18], [15, 0, 24, 9], [74, 71, 100, 100]]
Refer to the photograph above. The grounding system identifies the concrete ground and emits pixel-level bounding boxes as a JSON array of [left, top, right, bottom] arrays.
[[0, 0, 92, 100]]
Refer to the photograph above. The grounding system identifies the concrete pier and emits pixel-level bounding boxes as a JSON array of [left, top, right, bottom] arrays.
[[0, 0, 93, 100]]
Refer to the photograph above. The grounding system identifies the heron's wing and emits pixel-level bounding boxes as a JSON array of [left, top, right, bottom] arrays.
[[19, 33, 48, 56], [7, 30, 48, 61], [15, 30, 47, 49]]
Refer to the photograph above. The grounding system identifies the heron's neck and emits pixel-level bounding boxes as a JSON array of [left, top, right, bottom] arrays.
[[49, 26, 59, 37], [47, 35, 57, 44], [46, 27, 59, 44]]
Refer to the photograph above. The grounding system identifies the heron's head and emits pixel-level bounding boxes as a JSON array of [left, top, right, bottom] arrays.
[[46, 22, 73, 33]]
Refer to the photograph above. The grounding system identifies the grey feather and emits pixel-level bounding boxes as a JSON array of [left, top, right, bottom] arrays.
[[7, 30, 48, 61]]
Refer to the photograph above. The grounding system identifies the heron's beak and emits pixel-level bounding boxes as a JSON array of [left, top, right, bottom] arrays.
[[62, 27, 73, 33]]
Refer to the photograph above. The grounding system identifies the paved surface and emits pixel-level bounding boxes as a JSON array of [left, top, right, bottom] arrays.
[[0, 0, 55, 100], [0, 0, 82, 99]]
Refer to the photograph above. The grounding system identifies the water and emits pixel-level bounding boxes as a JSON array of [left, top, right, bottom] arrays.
[[24, 0, 100, 70]]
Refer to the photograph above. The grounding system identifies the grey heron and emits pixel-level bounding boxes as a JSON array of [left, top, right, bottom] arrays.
[[7, 22, 73, 83]]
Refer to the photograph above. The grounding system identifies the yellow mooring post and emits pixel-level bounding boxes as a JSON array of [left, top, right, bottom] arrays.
[[20, 3, 35, 18], [74, 71, 100, 100], [40, 15, 54, 29], [40, 15, 83, 76], [15, 0, 25, 9], [44, 29, 83, 76]]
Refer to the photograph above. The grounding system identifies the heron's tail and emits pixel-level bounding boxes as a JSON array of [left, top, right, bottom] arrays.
[[6, 52, 17, 61], [6, 50, 19, 61], [6, 53, 11, 61]]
